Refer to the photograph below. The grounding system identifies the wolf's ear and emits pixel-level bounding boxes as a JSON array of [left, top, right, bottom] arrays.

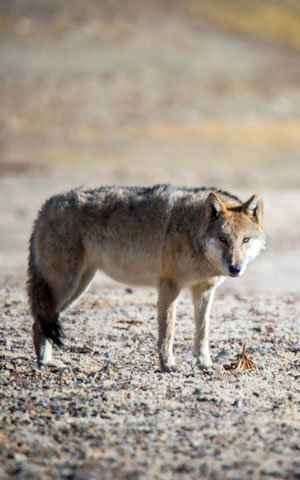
[[243, 194, 263, 225], [205, 192, 226, 222]]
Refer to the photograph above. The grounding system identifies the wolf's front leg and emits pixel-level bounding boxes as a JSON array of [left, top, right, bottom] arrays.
[[191, 285, 216, 369], [157, 279, 179, 372]]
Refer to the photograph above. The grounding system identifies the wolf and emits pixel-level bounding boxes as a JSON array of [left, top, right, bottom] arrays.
[[27, 184, 265, 372]]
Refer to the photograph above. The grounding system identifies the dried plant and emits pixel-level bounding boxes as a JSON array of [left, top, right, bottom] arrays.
[[225, 344, 260, 371]]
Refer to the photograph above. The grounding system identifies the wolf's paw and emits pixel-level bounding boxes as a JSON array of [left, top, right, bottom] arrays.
[[159, 353, 177, 373], [38, 359, 66, 371], [194, 355, 214, 370], [193, 345, 213, 370], [160, 362, 178, 373]]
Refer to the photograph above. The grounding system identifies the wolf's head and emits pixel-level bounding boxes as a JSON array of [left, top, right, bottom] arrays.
[[202, 192, 266, 277]]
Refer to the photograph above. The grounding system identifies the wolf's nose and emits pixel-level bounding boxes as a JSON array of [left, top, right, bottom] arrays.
[[229, 264, 241, 276]]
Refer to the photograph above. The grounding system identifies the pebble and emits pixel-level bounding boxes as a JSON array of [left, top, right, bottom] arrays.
[[193, 387, 203, 396], [233, 398, 243, 409]]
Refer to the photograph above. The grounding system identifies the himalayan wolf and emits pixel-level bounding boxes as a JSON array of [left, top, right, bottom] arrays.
[[27, 184, 265, 372]]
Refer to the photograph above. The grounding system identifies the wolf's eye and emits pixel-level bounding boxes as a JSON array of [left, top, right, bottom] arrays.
[[219, 237, 228, 244], [243, 237, 250, 243]]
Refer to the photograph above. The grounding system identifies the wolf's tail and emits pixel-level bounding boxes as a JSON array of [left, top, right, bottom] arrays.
[[27, 229, 64, 347]]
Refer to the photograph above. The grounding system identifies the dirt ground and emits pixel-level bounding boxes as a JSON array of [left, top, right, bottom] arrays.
[[1, 287, 299, 480], [0, 1, 299, 479]]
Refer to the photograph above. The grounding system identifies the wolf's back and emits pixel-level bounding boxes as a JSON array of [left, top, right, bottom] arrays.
[[27, 225, 64, 347]]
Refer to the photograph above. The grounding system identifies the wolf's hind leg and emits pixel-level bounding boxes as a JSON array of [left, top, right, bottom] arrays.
[[157, 278, 179, 372], [59, 266, 96, 312], [33, 320, 66, 368], [33, 320, 55, 367], [32, 266, 87, 367]]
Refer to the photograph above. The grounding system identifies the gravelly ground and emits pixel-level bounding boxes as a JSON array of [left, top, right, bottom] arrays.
[[1, 286, 299, 480]]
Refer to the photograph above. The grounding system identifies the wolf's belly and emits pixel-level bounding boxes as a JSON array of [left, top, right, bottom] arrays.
[[98, 250, 161, 287]]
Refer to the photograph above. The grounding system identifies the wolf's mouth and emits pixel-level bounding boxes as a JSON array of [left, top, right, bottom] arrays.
[[229, 271, 241, 278]]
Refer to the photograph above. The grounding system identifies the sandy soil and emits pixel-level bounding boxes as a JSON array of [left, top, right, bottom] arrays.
[[0, 1, 300, 479]]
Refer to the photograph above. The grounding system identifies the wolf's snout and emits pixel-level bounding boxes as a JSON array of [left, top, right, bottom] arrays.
[[228, 264, 241, 276]]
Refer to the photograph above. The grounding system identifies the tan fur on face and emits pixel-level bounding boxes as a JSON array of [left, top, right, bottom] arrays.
[[203, 193, 265, 277]]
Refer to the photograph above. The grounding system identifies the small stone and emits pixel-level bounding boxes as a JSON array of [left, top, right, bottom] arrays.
[[14, 453, 27, 463], [193, 387, 203, 396], [233, 398, 243, 409]]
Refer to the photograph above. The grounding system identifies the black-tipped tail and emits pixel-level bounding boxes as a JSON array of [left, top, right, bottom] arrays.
[[39, 315, 64, 347], [27, 232, 64, 348]]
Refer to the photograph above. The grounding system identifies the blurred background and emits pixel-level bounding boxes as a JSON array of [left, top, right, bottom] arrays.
[[1, 0, 300, 294]]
